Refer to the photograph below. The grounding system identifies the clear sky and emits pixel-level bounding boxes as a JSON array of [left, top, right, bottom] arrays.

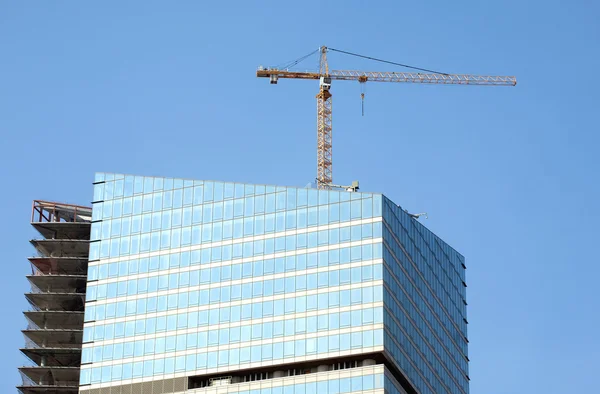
[[1, 1, 598, 393]]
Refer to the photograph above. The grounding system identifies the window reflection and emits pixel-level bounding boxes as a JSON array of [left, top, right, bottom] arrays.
[[86, 176, 451, 389]]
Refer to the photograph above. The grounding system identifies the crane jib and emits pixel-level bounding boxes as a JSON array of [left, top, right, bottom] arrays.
[[256, 69, 516, 86]]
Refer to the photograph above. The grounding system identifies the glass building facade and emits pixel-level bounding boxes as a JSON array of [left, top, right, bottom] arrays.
[[80, 173, 468, 394]]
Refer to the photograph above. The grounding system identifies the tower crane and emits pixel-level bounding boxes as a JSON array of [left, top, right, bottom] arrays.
[[257, 46, 516, 189]]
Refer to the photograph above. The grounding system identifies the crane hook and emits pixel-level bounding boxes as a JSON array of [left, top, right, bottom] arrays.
[[361, 93, 365, 116], [358, 75, 368, 117]]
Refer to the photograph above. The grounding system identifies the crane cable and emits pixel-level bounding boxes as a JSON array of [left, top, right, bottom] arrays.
[[276, 48, 320, 70], [276, 47, 447, 76], [327, 47, 449, 116], [328, 47, 449, 75]]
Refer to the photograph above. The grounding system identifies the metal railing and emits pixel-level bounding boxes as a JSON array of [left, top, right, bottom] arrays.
[[19, 370, 78, 387], [28, 285, 84, 294], [31, 200, 92, 223]]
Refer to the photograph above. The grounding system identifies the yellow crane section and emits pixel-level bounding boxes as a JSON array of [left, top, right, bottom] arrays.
[[257, 46, 516, 189]]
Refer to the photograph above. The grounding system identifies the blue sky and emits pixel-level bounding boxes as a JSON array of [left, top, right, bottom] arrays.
[[1, 1, 598, 393]]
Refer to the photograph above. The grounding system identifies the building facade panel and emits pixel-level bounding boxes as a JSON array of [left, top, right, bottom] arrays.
[[382, 199, 469, 394], [81, 174, 386, 390]]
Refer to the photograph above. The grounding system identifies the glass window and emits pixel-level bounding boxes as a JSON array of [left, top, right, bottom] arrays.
[[224, 183, 234, 199], [307, 207, 318, 227]]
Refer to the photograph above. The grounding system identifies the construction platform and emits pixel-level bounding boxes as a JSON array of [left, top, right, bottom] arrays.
[[19, 201, 91, 394]]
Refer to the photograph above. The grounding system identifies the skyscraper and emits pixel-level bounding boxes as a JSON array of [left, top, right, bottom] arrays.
[[44, 173, 468, 394]]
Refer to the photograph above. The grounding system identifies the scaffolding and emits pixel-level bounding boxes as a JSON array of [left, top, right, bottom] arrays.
[[18, 201, 91, 394]]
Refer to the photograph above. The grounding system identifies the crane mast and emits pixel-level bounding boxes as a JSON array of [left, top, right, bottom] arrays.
[[316, 47, 333, 187], [257, 46, 516, 189]]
